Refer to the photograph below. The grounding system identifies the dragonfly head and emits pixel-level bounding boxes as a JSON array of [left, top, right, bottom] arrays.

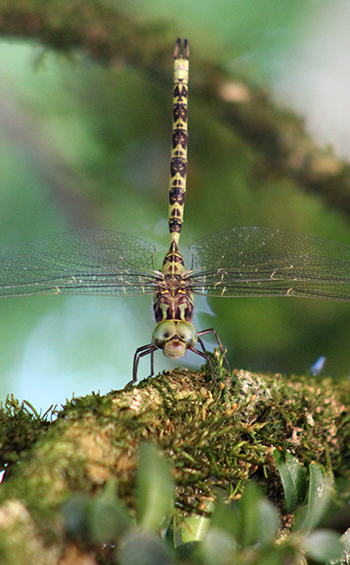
[[152, 320, 197, 359]]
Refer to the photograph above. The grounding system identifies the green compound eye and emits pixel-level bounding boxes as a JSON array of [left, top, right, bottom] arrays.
[[152, 320, 177, 347], [176, 321, 197, 348]]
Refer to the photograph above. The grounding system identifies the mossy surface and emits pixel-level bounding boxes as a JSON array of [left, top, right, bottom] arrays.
[[0, 396, 52, 469], [0, 367, 348, 559]]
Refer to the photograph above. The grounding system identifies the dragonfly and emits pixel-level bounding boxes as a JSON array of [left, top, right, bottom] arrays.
[[1, 38, 350, 384]]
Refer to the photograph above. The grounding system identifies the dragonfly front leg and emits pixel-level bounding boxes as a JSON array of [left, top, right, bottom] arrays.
[[197, 328, 230, 372], [128, 343, 158, 387], [190, 346, 217, 385]]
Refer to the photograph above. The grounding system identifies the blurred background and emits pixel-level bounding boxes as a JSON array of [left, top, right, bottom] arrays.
[[0, 0, 350, 410]]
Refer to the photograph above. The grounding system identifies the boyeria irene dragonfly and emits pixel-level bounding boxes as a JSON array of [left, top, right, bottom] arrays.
[[1, 38, 350, 385]]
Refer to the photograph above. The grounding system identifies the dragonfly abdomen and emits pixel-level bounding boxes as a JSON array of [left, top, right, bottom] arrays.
[[162, 38, 190, 277], [168, 39, 189, 241]]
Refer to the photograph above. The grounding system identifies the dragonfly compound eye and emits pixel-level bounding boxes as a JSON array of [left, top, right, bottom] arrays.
[[152, 320, 177, 348], [176, 321, 197, 348]]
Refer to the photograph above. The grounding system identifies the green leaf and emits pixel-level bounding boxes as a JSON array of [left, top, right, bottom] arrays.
[[210, 481, 278, 549], [257, 499, 280, 547], [136, 442, 174, 531], [119, 530, 173, 565], [174, 541, 200, 562], [301, 529, 344, 563], [301, 463, 332, 532], [210, 499, 241, 540], [274, 449, 307, 513], [63, 494, 91, 540], [90, 480, 131, 543], [251, 548, 290, 565], [178, 514, 211, 544], [341, 528, 350, 557], [64, 480, 132, 544], [201, 527, 237, 565], [240, 480, 263, 547]]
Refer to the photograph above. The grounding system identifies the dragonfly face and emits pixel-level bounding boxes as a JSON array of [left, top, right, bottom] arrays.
[[152, 319, 197, 359]]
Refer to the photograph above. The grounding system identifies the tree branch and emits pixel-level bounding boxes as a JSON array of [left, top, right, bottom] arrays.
[[0, 1, 348, 220], [0, 369, 348, 564]]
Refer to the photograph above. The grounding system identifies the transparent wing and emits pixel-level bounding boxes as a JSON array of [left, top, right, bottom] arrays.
[[188, 226, 350, 300], [0, 229, 159, 297]]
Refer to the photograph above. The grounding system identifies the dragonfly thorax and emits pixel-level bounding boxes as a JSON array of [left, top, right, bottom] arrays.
[[152, 319, 197, 359], [153, 273, 194, 323]]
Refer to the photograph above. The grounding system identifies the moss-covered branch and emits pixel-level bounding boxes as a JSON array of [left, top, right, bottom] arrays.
[[0, 1, 348, 220], [0, 369, 349, 564]]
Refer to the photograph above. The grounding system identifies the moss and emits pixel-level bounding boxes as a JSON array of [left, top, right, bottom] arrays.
[[0, 367, 348, 563], [0, 396, 52, 470]]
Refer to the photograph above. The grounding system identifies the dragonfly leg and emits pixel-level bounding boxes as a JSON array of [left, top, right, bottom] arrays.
[[127, 343, 158, 387], [150, 349, 155, 377], [197, 328, 230, 372], [190, 347, 217, 385], [196, 336, 207, 353]]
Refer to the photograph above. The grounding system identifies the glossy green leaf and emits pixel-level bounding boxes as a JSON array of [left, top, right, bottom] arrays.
[[136, 442, 174, 531], [274, 449, 307, 513], [301, 463, 332, 532], [301, 529, 344, 563], [178, 514, 211, 544]]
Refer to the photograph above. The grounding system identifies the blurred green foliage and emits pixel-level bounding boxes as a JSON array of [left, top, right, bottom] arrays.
[[63, 444, 345, 564]]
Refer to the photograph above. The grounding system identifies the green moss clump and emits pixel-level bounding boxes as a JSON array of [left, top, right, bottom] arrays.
[[0, 396, 53, 470], [0, 367, 348, 563]]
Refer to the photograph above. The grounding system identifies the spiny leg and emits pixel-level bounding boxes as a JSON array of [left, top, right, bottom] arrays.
[[189, 346, 217, 385], [197, 328, 230, 371], [129, 343, 158, 387]]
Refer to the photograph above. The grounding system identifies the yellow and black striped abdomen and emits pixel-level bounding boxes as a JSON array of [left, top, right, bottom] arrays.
[[168, 39, 189, 245], [161, 39, 189, 277]]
